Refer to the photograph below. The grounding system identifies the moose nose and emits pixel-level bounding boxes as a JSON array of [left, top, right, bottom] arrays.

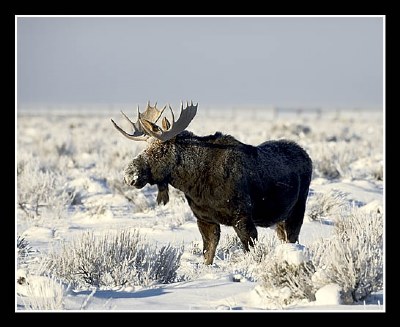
[[124, 175, 135, 186], [124, 172, 139, 186]]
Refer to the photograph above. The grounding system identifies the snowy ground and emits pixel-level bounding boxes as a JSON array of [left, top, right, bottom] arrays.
[[16, 106, 384, 312]]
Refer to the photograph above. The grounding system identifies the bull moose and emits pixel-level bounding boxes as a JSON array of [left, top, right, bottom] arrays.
[[111, 102, 312, 265]]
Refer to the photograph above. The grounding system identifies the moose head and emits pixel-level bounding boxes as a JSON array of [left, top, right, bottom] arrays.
[[111, 101, 198, 204]]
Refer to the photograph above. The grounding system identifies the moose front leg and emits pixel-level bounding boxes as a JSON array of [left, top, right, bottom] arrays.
[[197, 220, 221, 265], [233, 217, 258, 252], [156, 183, 169, 205]]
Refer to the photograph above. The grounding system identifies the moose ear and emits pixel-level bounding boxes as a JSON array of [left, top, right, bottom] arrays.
[[140, 119, 162, 134], [162, 117, 171, 131]]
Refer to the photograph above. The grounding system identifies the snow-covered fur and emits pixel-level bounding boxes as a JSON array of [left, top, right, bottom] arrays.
[[124, 131, 312, 264]]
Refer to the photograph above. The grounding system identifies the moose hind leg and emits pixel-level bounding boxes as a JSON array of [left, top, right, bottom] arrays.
[[197, 220, 221, 265], [276, 222, 288, 242], [277, 197, 307, 243], [233, 217, 258, 252]]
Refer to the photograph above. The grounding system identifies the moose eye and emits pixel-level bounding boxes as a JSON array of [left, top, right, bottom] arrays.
[[150, 125, 162, 133]]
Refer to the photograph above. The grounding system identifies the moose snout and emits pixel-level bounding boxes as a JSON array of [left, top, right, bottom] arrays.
[[124, 163, 148, 188], [123, 164, 139, 186], [124, 170, 139, 186], [124, 174, 136, 186]]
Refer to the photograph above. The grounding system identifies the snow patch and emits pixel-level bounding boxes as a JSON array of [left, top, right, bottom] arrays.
[[311, 178, 329, 185], [349, 156, 382, 180], [22, 227, 54, 241], [82, 194, 130, 207], [311, 269, 330, 289], [66, 176, 109, 197], [360, 199, 383, 215], [17, 270, 66, 301], [315, 284, 342, 305], [274, 243, 309, 265]]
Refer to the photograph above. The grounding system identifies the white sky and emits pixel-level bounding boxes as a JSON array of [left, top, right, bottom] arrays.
[[17, 16, 384, 110]]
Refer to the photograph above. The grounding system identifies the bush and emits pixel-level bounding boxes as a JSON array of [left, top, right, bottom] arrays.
[[310, 208, 383, 303], [45, 230, 183, 289], [348, 157, 383, 181], [19, 275, 65, 310], [17, 154, 73, 220], [260, 260, 316, 305], [232, 234, 282, 284], [306, 189, 349, 221], [311, 142, 364, 180], [156, 188, 195, 228], [256, 242, 316, 305], [17, 236, 35, 265], [214, 234, 243, 262], [182, 234, 279, 282], [254, 207, 383, 306]]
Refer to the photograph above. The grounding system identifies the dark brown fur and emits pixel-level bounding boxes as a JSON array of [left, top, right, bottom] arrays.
[[124, 131, 312, 264]]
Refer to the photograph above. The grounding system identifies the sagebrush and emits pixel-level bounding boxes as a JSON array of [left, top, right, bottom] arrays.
[[310, 208, 383, 303], [46, 230, 183, 289], [306, 189, 349, 221], [228, 207, 383, 306], [17, 236, 35, 265], [20, 275, 65, 310]]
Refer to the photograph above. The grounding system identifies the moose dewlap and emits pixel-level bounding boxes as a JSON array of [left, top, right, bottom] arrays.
[[111, 101, 312, 265]]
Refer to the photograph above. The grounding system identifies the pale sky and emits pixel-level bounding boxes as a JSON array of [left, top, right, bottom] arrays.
[[17, 16, 384, 110]]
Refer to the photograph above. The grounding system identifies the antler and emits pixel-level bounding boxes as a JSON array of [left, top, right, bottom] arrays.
[[141, 101, 165, 123], [140, 101, 198, 142], [111, 102, 166, 141]]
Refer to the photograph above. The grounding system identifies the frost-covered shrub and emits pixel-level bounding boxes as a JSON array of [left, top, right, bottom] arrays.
[[310, 208, 383, 303], [306, 189, 349, 221], [372, 165, 383, 181], [17, 154, 73, 219], [310, 135, 383, 181], [187, 233, 280, 283], [324, 126, 362, 143], [46, 230, 184, 289], [254, 207, 383, 306], [163, 199, 195, 227], [229, 234, 280, 282], [311, 142, 365, 180], [270, 122, 312, 139], [108, 179, 157, 213], [182, 234, 279, 282], [188, 241, 203, 256], [151, 187, 195, 228], [349, 157, 383, 181], [215, 233, 278, 264], [258, 243, 316, 305], [214, 234, 243, 261], [55, 139, 75, 157], [17, 236, 35, 265], [260, 261, 316, 305], [18, 274, 65, 310], [135, 242, 184, 285]]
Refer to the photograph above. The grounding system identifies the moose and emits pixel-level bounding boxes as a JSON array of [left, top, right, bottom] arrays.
[[111, 102, 312, 265]]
